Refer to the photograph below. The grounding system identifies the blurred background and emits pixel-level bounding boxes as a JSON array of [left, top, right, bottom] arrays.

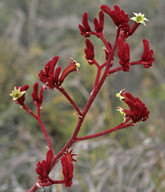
[[0, 0, 165, 191]]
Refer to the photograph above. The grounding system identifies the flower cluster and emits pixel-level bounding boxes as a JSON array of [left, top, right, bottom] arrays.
[[117, 90, 150, 123], [39, 57, 80, 89], [9, 3, 154, 192], [100, 5, 130, 33], [36, 149, 54, 183]]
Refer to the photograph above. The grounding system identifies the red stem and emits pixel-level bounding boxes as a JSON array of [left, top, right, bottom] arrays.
[[22, 105, 38, 119], [52, 28, 120, 166], [37, 106, 53, 151], [93, 65, 101, 88], [57, 86, 82, 116], [76, 120, 134, 141]]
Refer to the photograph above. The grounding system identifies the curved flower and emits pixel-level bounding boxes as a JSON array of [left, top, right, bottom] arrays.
[[116, 90, 150, 123]]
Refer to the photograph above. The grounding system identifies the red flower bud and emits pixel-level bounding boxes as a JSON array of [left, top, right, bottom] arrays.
[[79, 12, 91, 37], [84, 38, 95, 64], [32, 82, 46, 106], [141, 39, 154, 68], [117, 38, 130, 71], [61, 149, 77, 187], [94, 11, 104, 33]]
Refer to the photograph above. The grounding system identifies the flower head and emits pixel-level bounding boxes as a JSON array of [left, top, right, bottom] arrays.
[[39, 56, 80, 89], [36, 149, 53, 183], [100, 5, 130, 32], [116, 90, 150, 123], [131, 12, 149, 26]]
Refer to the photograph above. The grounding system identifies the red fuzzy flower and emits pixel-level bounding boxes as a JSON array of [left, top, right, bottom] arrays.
[[100, 5, 130, 32], [79, 12, 91, 37], [117, 38, 130, 71], [36, 149, 54, 183], [93, 10, 104, 33], [61, 149, 77, 187], [141, 39, 155, 68], [117, 90, 150, 123], [39, 56, 80, 89], [39, 56, 59, 89], [32, 82, 46, 106], [84, 39, 95, 64], [10, 85, 29, 106]]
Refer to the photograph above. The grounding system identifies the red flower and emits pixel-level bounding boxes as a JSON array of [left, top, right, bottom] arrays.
[[141, 39, 154, 68], [84, 39, 95, 64], [118, 90, 150, 123], [100, 5, 130, 32], [61, 149, 77, 187], [10, 85, 29, 106], [93, 10, 104, 33], [59, 58, 80, 84], [79, 12, 91, 37], [36, 149, 54, 183], [32, 82, 46, 106], [39, 56, 59, 89], [117, 38, 130, 71], [39, 57, 80, 89]]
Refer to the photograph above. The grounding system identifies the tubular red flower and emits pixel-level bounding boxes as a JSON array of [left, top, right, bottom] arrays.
[[61, 149, 77, 187], [141, 39, 155, 68], [84, 38, 95, 64], [94, 10, 104, 33], [59, 58, 80, 84], [117, 38, 130, 71], [36, 149, 54, 183], [32, 82, 46, 106], [119, 90, 150, 123], [100, 5, 130, 32], [39, 56, 59, 89], [79, 12, 91, 37]]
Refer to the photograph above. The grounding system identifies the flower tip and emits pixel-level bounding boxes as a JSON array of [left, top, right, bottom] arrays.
[[116, 89, 125, 100]]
